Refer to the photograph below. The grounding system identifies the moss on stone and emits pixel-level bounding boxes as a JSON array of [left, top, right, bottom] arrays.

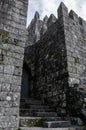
[[72, 22, 76, 26], [27, 118, 42, 127], [0, 29, 9, 37], [74, 57, 79, 64], [0, 29, 19, 45], [34, 117, 42, 126], [1, 38, 9, 44]]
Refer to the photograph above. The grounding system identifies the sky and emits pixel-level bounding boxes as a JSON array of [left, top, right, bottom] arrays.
[[27, 0, 86, 26]]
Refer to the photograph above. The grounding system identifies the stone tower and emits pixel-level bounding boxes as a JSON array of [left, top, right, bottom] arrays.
[[0, 0, 28, 129], [26, 2, 86, 120]]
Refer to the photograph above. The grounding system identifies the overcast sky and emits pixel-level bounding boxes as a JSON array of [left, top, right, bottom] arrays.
[[27, 0, 86, 26]]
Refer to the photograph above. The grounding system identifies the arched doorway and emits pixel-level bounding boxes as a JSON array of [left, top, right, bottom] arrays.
[[21, 62, 32, 98]]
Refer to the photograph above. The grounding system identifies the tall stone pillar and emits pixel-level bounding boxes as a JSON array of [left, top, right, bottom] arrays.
[[0, 0, 28, 129]]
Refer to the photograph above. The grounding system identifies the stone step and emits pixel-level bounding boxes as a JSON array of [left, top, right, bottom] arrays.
[[19, 127, 75, 130], [20, 117, 43, 127], [20, 109, 54, 116], [20, 104, 50, 109], [20, 99, 42, 105], [43, 117, 68, 121], [33, 112, 57, 117], [43, 121, 71, 128], [20, 108, 54, 113], [20, 98, 41, 102], [20, 102, 41, 107], [29, 105, 49, 109], [20, 102, 50, 109], [20, 110, 33, 116], [20, 112, 57, 117], [20, 117, 67, 125], [20, 116, 64, 123], [20, 117, 70, 128]]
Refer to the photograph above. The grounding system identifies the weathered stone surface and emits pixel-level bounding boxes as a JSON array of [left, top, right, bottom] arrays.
[[26, 3, 68, 116], [0, 0, 28, 129], [27, 12, 57, 45], [26, 2, 86, 124]]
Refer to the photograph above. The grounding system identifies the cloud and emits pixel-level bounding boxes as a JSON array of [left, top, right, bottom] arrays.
[[63, 0, 86, 20], [27, 0, 86, 26], [27, 0, 42, 25], [41, 0, 61, 18], [64, 0, 77, 11], [80, 1, 86, 20]]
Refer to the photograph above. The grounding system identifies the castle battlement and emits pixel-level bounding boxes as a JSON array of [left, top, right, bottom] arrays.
[[58, 2, 86, 30], [27, 2, 86, 46], [25, 2, 86, 124]]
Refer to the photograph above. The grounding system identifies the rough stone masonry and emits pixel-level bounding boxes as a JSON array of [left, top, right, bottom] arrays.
[[0, 0, 28, 130], [26, 2, 86, 119], [0, 0, 86, 129]]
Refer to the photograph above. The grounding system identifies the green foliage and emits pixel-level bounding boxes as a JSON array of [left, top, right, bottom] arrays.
[[74, 57, 79, 64], [34, 117, 42, 126], [27, 117, 43, 127], [0, 29, 10, 44], [0, 29, 9, 37], [1, 38, 9, 44], [27, 118, 43, 127], [0, 29, 18, 45], [73, 22, 76, 26]]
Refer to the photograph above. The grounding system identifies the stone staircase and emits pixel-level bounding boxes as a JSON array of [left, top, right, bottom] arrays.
[[19, 98, 74, 129]]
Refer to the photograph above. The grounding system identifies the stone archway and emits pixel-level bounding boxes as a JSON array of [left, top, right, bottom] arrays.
[[21, 62, 32, 98]]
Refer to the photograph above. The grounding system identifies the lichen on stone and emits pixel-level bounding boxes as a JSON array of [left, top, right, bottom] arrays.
[[0, 29, 18, 45]]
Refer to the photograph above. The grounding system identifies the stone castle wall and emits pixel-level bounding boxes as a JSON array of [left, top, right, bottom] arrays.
[[0, 0, 28, 129], [26, 2, 86, 115], [26, 3, 69, 115], [34, 20, 68, 114], [27, 12, 57, 45], [61, 5, 86, 89]]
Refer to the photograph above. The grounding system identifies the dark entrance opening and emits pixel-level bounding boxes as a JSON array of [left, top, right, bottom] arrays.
[[21, 62, 32, 98]]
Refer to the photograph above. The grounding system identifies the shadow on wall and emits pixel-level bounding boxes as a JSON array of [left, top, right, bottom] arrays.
[[21, 62, 32, 98], [66, 70, 86, 125]]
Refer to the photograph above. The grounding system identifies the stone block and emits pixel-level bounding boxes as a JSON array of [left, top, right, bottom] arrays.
[[0, 65, 3, 73], [1, 83, 10, 92], [1, 107, 19, 116], [14, 66, 23, 76], [0, 116, 19, 128], [11, 85, 21, 92], [4, 65, 14, 74]]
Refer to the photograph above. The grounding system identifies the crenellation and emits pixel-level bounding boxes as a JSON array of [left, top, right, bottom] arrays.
[[58, 2, 68, 19], [79, 17, 86, 33], [47, 14, 57, 27], [79, 17, 84, 26], [27, 13, 57, 44], [34, 11, 40, 21], [43, 15, 48, 23], [69, 10, 79, 24]]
